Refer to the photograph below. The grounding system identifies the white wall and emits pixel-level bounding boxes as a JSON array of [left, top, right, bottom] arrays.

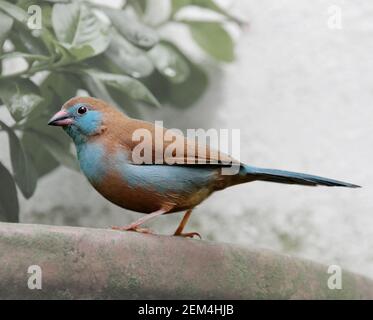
[[2, 0, 372, 278]]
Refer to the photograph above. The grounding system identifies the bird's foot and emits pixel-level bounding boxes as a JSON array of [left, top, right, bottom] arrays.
[[111, 225, 153, 234], [174, 232, 201, 239]]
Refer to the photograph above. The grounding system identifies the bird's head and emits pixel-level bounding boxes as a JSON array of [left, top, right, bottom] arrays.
[[48, 97, 117, 144]]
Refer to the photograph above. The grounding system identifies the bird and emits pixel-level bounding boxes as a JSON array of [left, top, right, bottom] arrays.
[[48, 97, 360, 238]]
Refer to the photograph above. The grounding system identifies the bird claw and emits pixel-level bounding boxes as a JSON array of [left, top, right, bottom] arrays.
[[110, 226, 201, 238], [110, 225, 153, 234], [174, 232, 202, 239]]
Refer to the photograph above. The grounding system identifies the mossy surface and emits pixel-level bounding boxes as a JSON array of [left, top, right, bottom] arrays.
[[0, 222, 372, 299]]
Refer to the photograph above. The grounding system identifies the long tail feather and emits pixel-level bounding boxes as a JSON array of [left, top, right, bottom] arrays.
[[244, 165, 360, 188]]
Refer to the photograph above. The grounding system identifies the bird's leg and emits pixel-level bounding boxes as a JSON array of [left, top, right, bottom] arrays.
[[173, 209, 192, 235], [111, 209, 167, 234], [173, 209, 201, 239]]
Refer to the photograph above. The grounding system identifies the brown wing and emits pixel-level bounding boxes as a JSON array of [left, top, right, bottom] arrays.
[[115, 118, 240, 166]]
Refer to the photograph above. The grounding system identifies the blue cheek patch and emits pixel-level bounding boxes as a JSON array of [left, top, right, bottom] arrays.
[[77, 111, 102, 136], [113, 151, 216, 194], [64, 104, 102, 144]]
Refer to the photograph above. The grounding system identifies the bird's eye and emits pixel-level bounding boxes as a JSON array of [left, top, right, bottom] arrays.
[[77, 106, 87, 115]]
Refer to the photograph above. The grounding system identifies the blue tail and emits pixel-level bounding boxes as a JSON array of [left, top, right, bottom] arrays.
[[243, 165, 360, 188]]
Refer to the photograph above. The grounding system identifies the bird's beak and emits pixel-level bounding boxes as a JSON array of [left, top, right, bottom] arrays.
[[48, 110, 73, 126]]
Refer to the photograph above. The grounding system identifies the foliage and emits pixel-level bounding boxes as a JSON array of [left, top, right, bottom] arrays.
[[0, 0, 242, 222]]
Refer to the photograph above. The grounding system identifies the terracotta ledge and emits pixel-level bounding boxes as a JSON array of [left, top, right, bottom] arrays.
[[0, 222, 372, 299]]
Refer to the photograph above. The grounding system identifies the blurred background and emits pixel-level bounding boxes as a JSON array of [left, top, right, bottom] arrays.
[[0, 0, 372, 278]]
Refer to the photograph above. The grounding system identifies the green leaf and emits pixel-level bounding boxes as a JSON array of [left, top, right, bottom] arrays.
[[22, 131, 60, 178], [0, 11, 12, 74], [173, 0, 225, 16], [52, 2, 110, 61], [105, 30, 154, 78], [169, 62, 208, 107], [40, 72, 79, 105], [128, 0, 147, 15], [83, 74, 144, 118], [0, 121, 38, 199], [171, 0, 189, 13], [148, 41, 190, 84], [106, 86, 143, 119], [137, 0, 148, 13], [141, 70, 171, 105], [51, 40, 75, 65], [16, 81, 55, 129], [188, 22, 234, 62], [84, 69, 160, 107], [103, 8, 158, 50], [19, 90, 79, 172], [21, 111, 79, 171], [41, 2, 53, 30], [171, 0, 240, 23], [82, 72, 116, 106], [0, 162, 19, 222], [0, 11, 13, 47], [0, 0, 28, 23], [0, 79, 44, 122], [9, 25, 49, 55], [144, 43, 208, 107], [29, 129, 79, 171], [0, 51, 50, 61], [86, 54, 121, 75]]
